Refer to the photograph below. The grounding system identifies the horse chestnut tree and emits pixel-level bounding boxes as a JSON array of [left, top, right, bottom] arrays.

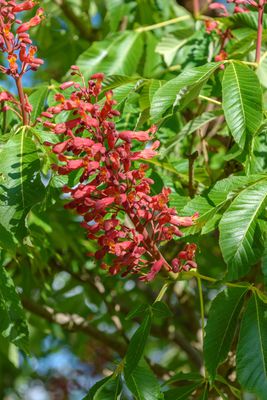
[[0, 1, 267, 399]]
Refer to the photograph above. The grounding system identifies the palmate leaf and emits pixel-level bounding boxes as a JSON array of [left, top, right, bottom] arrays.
[[150, 62, 219, 122], [219, 178, 267, 280], [0, 129, 45, 239], [0, 266, 29, 352], [222, 62, 263, 148], [76, 31, 143, 80], [204, 287, 248, 380], [237, 293, 267, 399]]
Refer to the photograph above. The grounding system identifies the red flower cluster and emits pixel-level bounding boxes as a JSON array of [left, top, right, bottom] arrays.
[[41, 67, 198, 281], [206, 0, 262, 62], [210, 0, 261, 16], [0, 1, 44, 123], [0, 1, 44, 76]]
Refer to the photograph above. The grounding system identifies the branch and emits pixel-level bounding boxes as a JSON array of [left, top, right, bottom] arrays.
[[22, 297, 126, 357], [54, 0, 99, 41], [22, 297, 171, 378]]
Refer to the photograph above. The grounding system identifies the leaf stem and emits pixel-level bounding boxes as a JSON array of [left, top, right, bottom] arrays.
[[199, 95, 221, 105], [183, 270, 251, 290], [135, 15, 190, 32]]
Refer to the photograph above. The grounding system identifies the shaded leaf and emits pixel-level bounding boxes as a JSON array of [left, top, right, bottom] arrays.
[[125, 313, 152, 377], [237, 294, 267, 399], [152, 301, 173, 319], [0, 266, 29, 352], [125, 303, 149, 320], [162, 110, 223, 156], [0, 223, 17, 253], [0, 129, 45, 238], [29, 86, 49, 124], [83, 374, 122, 400], [125, 359, 162, 400], [204, 287, 248, 380], [163, 382, 201, 400]]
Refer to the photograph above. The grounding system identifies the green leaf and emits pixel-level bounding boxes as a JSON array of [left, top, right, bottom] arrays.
[[237, 294, 267, 399], [29, 86, 49, 124], [0, 128, 45, 238], [246, 129, 267, 174], [0, 266, 29, 352], [105, 0, 126, 31], [125, 313, 152, 377], [228, 12, 267, 31], [156, 34, 186, 66], [183, 174, 267, 236], [143, 32, 163, 78], [82, 376, 111, 399], [76, 31, 143, 80], [222, 62, 262, 148], [219, 178, 267, 280], [163, 372, 203, 387], [83, 374, 122, 400], [125, 360, 162, 400], [0, 223, 17, 253], [163, 382, 201, 400], [103, 75, 140, 91], [150, 63, 219, 122], [204, 287, 248, 380], [125, 303, 149, 320], [94, 375, 122, 400], [152, 301, 173, 319]]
